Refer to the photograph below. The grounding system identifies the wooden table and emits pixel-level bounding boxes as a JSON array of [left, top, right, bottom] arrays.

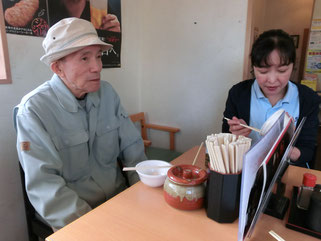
[[46, 146, 320, 241]]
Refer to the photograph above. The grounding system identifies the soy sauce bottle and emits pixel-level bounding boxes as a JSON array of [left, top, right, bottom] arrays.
[[297, 173, 317, 210]]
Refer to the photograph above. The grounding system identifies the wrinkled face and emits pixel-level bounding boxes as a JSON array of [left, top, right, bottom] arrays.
[[254, 49, 293, 103], [56, 45, 103, 98]]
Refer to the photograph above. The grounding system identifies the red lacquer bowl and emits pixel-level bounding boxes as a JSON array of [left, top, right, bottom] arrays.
[[163, 165, 208, 210]]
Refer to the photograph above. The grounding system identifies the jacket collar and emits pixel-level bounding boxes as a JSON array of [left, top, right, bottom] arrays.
[[49, 74, 100, 112], [253, 79, 293, 104]]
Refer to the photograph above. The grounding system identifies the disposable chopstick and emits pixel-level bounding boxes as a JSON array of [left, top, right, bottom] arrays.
[[228, 143, 235, 173], [123, 165, 172, 171], [238, 144, 245, 172], [211, 142, 221, 172], [224, 117, 261, 133], [214, 145, 226, 174], [206, 134, 251, 174], [206, 140, 217, 171], [207, 141, 216, 171], [192, 142, 204, 166], [207, 140, 219, 172], [217, 134, 224, 145], [220, 144, 230, 174], [269, 230, 285, 241], [239, 142, 251, 172], [235, 144, 240, 172]]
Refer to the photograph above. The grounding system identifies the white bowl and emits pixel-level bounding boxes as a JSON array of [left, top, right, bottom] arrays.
[[136, 160, 172, 187]]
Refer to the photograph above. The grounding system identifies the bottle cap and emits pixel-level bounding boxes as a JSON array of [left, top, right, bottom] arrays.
[[303, 173, 317, 187]]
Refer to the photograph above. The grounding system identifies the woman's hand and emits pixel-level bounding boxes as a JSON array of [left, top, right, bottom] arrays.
[[227, 117, 252, 137], [289, 147, 301, 162], [100, 14, 120, 32]]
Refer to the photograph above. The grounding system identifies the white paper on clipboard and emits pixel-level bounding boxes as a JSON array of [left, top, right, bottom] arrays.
[[237, 111, 301, 241]]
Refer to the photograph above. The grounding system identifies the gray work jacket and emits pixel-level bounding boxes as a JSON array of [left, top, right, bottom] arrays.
[[14, 74, 146, 229]]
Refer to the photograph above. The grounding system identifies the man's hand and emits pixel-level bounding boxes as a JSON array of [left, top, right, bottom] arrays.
[[100, 14, 121, 32], [226, 117, 252, 137]]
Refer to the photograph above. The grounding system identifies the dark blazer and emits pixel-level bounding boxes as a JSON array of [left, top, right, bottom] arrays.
[[222, 79, 321, 166]]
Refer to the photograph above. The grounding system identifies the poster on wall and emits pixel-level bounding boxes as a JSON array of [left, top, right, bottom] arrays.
[[46, 0, 121, 68], [2, 0, 121, 68], [309, 30, 321, 49], [311, 19, 321, 31], [2, 0, 49, 37], [306, 50, 321, 73]]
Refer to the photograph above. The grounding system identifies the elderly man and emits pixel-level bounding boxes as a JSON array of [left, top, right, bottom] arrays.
[[14, 17, 146, 230]]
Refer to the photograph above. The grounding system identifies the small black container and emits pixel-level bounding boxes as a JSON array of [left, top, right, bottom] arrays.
[[205, 170, 241, 223], [307, 189, 321, 233]]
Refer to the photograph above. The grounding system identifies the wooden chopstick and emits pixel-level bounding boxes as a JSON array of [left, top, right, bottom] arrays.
[[206, 134, 251, 174], [269, 230, 285, 241], [123, 165, 172, 171], [224, 117, 261, 133], [192, 142, 204, 166]]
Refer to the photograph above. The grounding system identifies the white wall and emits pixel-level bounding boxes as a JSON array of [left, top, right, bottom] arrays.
[[0, 0, 248, 240], [140, 0, 248, 151]]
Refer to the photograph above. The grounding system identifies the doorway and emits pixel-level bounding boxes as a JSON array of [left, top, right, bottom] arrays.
[[243, 0, 315, 83]]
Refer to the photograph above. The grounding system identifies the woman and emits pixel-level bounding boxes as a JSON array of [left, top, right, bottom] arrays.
[[222, 29, 320, 167]]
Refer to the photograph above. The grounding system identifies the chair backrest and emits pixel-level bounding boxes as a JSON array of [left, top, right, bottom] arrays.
[[129, 112, 148, 140], [129, 112, 182, 162], [129, 112, 180, 151], [130, 112, 152, 147]]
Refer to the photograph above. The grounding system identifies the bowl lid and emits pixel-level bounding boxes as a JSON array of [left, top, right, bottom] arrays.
[[167, 164, 208, 185]]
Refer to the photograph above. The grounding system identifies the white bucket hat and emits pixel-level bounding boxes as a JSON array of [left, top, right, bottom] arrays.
[[40, 17, 112, 66]]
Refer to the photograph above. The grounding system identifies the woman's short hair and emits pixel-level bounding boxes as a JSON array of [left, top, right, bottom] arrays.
[[250, 29, 296, 67]]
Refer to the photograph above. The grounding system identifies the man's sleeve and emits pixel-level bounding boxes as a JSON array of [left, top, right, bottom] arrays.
[[114, 98, 147, 185], [15, 109, 91, 229]]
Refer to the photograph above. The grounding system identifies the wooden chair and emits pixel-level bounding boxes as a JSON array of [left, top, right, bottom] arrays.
[[129, 112, 182, 162]]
